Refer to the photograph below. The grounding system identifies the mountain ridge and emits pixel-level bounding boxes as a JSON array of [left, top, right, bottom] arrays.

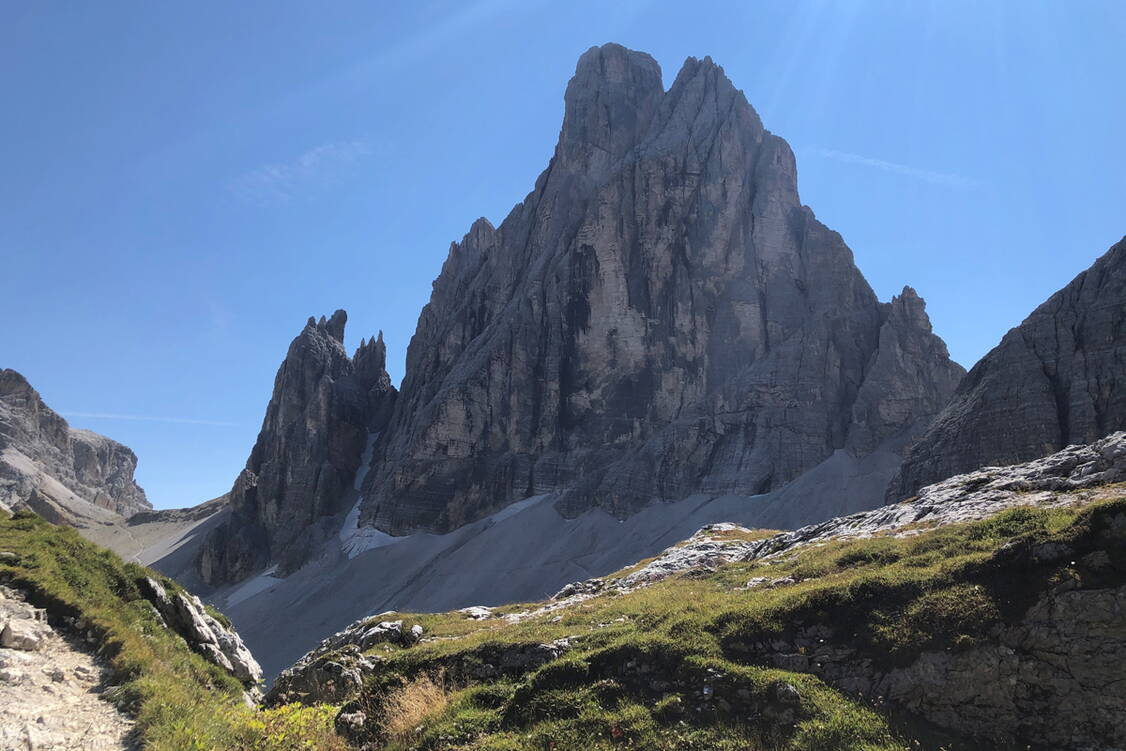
[[0, 368, 150, 524], [893, 235, 1126, 499]]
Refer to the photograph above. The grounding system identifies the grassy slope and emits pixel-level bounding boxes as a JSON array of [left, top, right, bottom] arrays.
[[0, 511, 347, 751], [2, 491, 1122, 751], [324, 493, 1125, 751]]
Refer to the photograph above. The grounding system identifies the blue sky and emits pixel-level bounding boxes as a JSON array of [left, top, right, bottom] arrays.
[[2, 1, 1123, 509]]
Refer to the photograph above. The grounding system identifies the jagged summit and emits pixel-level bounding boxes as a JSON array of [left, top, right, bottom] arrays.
[[304, 308, 348, 345], [556, 44, 663, 177], [198, 311, 397, 585], [356, 43, 963, 535]]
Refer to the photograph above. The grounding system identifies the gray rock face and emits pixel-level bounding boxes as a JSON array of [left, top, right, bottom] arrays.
[[892, 236, 1126, 500], [0, 369, 150, 523], [198, 312, 396, 585], [743, 583, 1126, 749], [138, 576, 262, 687], [360, 44, 963, 534]]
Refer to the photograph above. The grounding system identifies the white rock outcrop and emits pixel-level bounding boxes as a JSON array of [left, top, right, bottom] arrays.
[[138, 577, 262, 687]]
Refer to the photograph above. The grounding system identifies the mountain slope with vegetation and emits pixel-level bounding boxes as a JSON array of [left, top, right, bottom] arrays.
[[0, 511, 346, 751], [267, 435, 1126, 751], [3, 436, 1124, 750]]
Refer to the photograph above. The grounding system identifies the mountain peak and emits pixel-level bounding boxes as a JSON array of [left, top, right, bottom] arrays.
[[572, 43, 662, 85], [199, 308, 397, 585], [888, 285, 931, 331], [323, 309, 347, 343], [0, 368, 34, 399], [303, 309, 348, 345], [357, 44, 963, 535], [557, 43, 664, 177]]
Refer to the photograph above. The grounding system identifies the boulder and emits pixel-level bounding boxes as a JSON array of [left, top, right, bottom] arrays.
[[0, 619, 50, 651]]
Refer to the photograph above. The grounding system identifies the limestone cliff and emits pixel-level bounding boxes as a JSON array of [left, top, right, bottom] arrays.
[[0, 369, 150, 523]]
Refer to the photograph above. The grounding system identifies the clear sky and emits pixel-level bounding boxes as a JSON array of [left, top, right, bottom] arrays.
[[2, 1, 1123, 509]]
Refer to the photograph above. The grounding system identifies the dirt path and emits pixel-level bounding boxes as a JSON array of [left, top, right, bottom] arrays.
[[0, 585, 134, 751]]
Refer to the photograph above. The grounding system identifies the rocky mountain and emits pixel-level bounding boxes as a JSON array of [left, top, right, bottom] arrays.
[[198, 311, 396, 585], [0, 368, 150, 525], [197, 44, 964, 588], [893, 236, 1126, 499], [361, 44, 963, 535], [194, 44, 964, 590]]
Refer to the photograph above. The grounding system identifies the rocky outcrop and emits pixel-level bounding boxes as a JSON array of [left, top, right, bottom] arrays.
[[198, 312, 396, 585], [359, 43, 963, 535], [723, 496, 1126, 751], [0, 587, 51, 652], [0, 369, 150, 524], [266, 616, 425, 705], [731, 580, 1126, 749], [892, 236, 1126, 500], [846, 286, 964, 455], [137, 576, 262, 687], [267, 611, 575, 708]]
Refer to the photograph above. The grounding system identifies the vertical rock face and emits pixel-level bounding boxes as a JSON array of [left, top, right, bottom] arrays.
[[892, 237, 1126, 499], [358, 44, 964, 534], [0, 369, 150, 522], [197, 312, 396, 585]]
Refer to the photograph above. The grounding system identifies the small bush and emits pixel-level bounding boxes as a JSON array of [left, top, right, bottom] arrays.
[[382, 672, 450, 742]]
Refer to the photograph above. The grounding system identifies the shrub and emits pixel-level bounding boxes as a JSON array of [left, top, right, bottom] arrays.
[[382, 672, 450, 742]]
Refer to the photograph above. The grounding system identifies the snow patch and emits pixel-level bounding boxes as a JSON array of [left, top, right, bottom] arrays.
[[338, 433, 404, 559]]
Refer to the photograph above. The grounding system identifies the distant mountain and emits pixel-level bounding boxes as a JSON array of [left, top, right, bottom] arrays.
[[196, 43, 963, 590], [0, 368, 150, 524], [893, 236, 1126, 499]]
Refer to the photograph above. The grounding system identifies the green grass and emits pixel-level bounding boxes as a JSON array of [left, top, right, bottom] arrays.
[[0, 511, 347, 751], [4, 490, 1123, 751], [323, 495, 1125, 750]]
